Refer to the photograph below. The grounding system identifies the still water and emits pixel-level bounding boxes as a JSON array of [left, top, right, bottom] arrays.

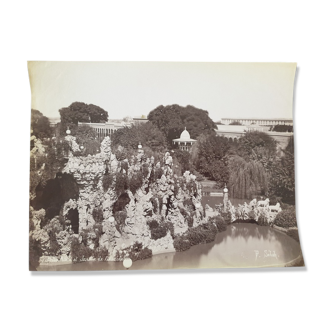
[[38, 224, 302, 271]]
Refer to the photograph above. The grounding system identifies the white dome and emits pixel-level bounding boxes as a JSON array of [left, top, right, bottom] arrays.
[[180, 128, 190, 140]]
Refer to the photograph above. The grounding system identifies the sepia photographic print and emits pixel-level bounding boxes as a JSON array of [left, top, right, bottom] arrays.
[[28, 61, 303, 271]]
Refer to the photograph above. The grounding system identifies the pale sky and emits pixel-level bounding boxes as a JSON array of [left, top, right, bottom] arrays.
[[28, 62, 296, 121]]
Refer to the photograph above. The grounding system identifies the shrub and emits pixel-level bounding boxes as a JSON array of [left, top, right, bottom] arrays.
[[148, 219, 169, 240], [128, 171, 144, 194], [151, 224, 167, 240], [187, 228, 206, 246], [115, 172, 128, 196], [92, 207, 104, 223], [70, 237, 93, 263], [183, 198, 195, 211], [200, 222, 218, 243], [29, 236, 42, 271], [220, 211, 232, 224], [154, 167, 163, 180], [114, 211, 127, 233], [151, 198, 158, 214], [113, 192, 130, 214], [142, 163, 150, 178], [102, 173, 114, 192], [174, 182, 180, 197], [158, 197, 163, 213], [136, 247, 153, 260], [274, 207, 297, 228], [121, 161, 129, 172], [115, 241, 152, 262], [165, 222, 175, 239], [93, 246, 109, 261], [257, 215, 269, 226], [186, 214, 194, 228], [210, 215, 227, 232], [173, 236, 191, 252], [148, 219, 159, 229], [248, 210, 256, 220]]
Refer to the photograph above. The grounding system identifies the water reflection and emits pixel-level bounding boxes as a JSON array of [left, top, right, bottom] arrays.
[[38, 224, 302, 271]]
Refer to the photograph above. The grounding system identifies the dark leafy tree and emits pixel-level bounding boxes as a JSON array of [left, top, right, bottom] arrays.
[[72, 124, 100, 156], [59, 102, 108, 133], [269, 137, 295, 204], [148, 104, 217, 146], [31, 109, 52, 139], [228, 155, 268, 199], [112, 122, 167, 151], [271, 125, 293, 132], [235, 131, 277, 164], [194, 134, 230, 186]]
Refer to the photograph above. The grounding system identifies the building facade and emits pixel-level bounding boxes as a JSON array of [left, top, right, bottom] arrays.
[[78, 121, 130, 139], [172, 128, 197, 152], [221, 118, 293, 126]]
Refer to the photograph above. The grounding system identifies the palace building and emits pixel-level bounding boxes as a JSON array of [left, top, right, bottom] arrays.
[[78, 121, 130, 139], [221, 118, 293, 126], [172, 128, 197, 152]]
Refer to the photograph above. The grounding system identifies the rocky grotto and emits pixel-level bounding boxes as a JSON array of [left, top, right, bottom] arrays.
[[30, 135, 209, 264]]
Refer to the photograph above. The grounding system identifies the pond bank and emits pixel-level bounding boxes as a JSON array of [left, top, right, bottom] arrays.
[[37, 223, 303, 271]]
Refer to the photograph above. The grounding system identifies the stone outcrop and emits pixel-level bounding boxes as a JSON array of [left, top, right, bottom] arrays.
[[38, 136, 208, 264]]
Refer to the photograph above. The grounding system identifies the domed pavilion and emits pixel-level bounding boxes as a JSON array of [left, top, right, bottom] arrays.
[[172, 128, 197, 152]]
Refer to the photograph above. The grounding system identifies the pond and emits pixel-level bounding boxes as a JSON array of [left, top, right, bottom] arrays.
[[38, 224, 302, 271]]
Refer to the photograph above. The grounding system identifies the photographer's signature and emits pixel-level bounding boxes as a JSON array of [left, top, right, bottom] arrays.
[[254, 250, 278, 260]]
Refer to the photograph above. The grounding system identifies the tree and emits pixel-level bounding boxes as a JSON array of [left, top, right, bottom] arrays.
[[148, 104, 217, 146], [173, 150, 192, 174], [31, 109, 52, 139], [72, 125, 100, 156], [59, 102, 108, 133], [194, 134, 230, 186], [269, 137, 295, 204], [112, 122, 167, 151], [228, 155, 268, 199], [271, 125, 293, 132], [236, 131, 277, 162]]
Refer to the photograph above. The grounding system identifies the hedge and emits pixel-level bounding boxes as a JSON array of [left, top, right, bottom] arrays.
[[274, 207, 297, 228]]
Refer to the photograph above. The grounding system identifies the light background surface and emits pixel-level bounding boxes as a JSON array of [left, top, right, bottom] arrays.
[[28, 61, 296, 121]]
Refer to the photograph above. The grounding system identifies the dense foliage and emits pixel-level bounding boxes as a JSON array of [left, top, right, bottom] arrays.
[[128, 171, 144, 194], [70, 237, 93, 263], [173, 236, 191, 252], [102, 173, 114, 192], [271, 125, 293, 132], [228, 155, 268, 199], [273, 206, 297, 228], [72, 124, 101, 156], [31, 109, 52, 139], [269, 137, 295, 204], [148, 104, 217, 146], [92, 207, 104, 223], [148, 219, 166, 239], [111, 122, 167, 151], [115, 241, 152, 262], [193, 133, 230, 186], [59, 102, 108, 133]]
